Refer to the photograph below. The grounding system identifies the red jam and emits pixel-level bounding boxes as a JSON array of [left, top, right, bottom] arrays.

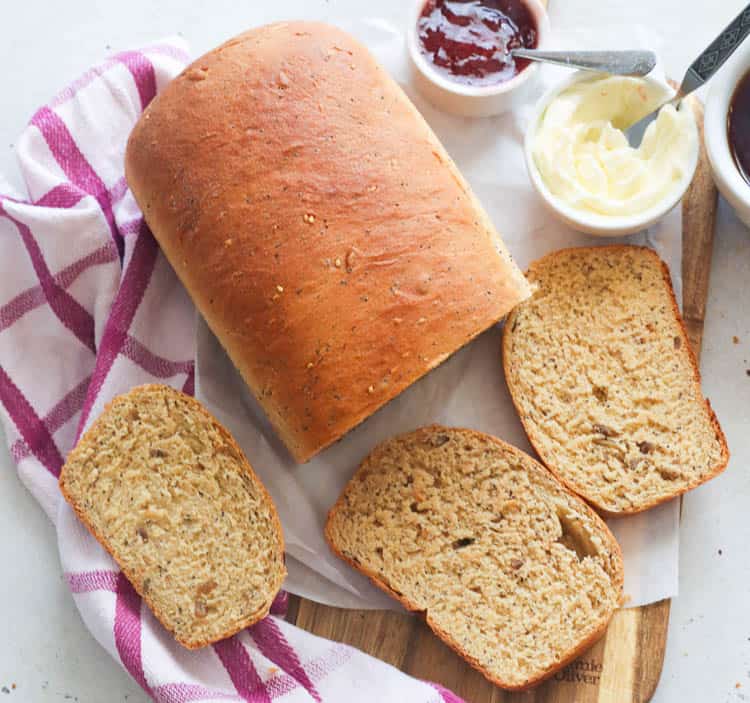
[[728, 69, 750, 185], [417, 0, 538, 87]]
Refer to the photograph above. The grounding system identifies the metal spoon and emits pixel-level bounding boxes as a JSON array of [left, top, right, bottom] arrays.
[[511, 49, 657, 76], [623, 3, 750, 148]]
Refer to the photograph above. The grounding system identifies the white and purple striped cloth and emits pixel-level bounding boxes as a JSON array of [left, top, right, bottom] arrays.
[[0, 38, 463, 703]]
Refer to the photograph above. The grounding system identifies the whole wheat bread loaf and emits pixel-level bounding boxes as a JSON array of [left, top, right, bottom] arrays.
[[125, 22, 531, 463], [503, 246, 728, 515], [59, 384, 286, 649], [325, 425, 623, 690]]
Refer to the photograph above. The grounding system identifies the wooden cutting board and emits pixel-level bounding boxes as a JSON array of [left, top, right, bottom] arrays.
[[285, 67, 719, 703]]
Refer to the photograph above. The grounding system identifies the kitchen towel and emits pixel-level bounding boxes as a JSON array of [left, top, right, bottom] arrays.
[[0, 38, 464, 703]]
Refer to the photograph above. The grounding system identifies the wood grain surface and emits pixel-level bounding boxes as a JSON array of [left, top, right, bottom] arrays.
[[285, 65, 719, 703]]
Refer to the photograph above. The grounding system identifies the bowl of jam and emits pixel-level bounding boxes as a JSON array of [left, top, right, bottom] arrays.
[[706, 40, 750, 228], [408, 0, 550, 117]]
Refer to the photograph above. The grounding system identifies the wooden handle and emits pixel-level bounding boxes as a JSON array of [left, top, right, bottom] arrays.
[[681, 95, 719, 363]]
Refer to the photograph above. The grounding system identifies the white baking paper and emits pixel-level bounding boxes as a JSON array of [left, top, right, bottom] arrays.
[[195, 17, 681, 610]]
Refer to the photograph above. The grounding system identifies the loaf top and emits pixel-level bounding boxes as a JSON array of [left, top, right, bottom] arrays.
[[125, 22, 531, 462], [325, 425, 624, 690], [503, 246, 729, 514], [59, 384, 286, 649]]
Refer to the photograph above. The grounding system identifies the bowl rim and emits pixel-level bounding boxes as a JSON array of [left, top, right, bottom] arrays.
[[406, 0, 550, 98], [705, 41, 750, 218], [523, 71, 700, 235]]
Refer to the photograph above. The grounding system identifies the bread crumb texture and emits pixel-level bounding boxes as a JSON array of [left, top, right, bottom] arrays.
[[326, 426, 623, 689], [59, 385, 286, 649], [503, 246, 728, 514]]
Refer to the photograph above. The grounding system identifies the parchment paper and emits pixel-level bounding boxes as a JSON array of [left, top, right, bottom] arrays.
[[195, 18, 681, 611]]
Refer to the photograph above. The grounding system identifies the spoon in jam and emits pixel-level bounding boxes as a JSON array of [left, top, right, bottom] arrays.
[[623, 2, 750, 148], [511, 49, 656, 77]]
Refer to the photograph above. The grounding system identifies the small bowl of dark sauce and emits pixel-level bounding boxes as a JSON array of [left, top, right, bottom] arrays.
[[727, 71, 750, 185], [706, 42, 750, 228], [408, 0, 550, 117]]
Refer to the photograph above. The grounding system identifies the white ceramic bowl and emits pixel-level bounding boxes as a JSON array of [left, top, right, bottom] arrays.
[[705, 41, 750, 228], [524, 71, 700, 237], [407, 0, 550, 118]]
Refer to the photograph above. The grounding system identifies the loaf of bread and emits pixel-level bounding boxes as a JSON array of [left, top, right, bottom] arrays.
[[59, 385, 286, 649], [125, 22, 531, 462], [325, 426, 624, 690], [503, 246, 729, 515]]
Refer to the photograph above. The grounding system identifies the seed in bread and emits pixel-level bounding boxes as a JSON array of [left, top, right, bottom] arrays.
[[124, 22, 531, 463], [502, 246, 728, 515], [59, 384, 286, 649], [325, 426, 624, 691]]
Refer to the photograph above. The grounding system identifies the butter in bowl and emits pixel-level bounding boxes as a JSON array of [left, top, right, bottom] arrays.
[[524, 72, 699, 236]]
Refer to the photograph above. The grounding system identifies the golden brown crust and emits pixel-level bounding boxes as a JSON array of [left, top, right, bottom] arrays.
[[125, 22, 530, 463], [324, 424, 624, 690], [501, 245, 730, 517], [59, 384, 287, 650]]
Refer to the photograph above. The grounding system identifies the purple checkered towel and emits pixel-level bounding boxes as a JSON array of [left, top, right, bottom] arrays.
[[0, 37, 464, 703]]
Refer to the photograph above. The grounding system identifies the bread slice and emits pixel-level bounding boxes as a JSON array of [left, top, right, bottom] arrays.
[[503, 246, 728, 515], [59, 384, 286, 649], [325, 425, 624, 691]]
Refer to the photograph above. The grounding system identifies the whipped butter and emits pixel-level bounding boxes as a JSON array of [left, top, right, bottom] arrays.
[[532, 76, 697, 217]]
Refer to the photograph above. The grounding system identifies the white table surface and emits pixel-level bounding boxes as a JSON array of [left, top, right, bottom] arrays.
[[1, 1, 749, 701]]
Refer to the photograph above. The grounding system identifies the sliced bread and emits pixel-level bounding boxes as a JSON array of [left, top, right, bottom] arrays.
[[503, 246, 729, 515], [325, 425, 624, 690], [59, 384, 286, 649]]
